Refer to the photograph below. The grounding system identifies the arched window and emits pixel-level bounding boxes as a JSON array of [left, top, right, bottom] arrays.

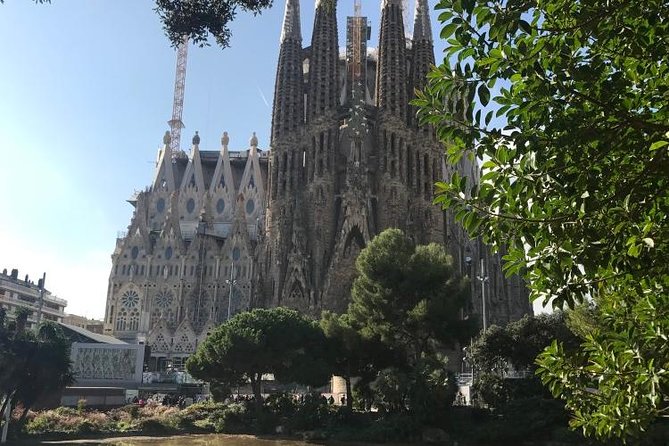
[[128, 309, 140, 331], [115, 308, 128, 331]]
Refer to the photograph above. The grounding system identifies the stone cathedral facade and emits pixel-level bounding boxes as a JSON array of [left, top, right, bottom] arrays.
[[103, 0, 531, 370]]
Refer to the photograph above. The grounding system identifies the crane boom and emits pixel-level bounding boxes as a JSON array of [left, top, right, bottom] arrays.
[[168, 36, 189, 154]]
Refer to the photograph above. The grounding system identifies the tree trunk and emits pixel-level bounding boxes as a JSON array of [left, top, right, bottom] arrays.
[[0, 391, 15, 441], [250, 373, 263, 414], [17, 406, 29, 430], [0, 391, 14, 428], [345, 376, 353, 411]]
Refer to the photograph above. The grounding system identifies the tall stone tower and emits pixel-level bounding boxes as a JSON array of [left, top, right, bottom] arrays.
[[264, 0, 531, 320]]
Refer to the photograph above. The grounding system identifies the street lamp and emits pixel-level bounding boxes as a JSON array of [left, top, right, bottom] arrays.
[[35, 272, 46, 328], [477, 259, 489, 332], [225, 264, 237, 320]]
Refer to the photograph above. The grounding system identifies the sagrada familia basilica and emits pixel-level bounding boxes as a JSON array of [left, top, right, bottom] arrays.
[[103, 0, 531, 370]]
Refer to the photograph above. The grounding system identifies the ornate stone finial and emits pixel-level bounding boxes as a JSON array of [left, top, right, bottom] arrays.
[[381, 0, 403, 8], [250, 132, 258, 147], [163, 130, 172, 146], [221, 131, 230, 147], [413, 0, 433, 42], [192, 131, 200, 146]]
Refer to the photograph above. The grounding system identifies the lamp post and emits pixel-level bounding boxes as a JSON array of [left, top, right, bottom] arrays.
[[35, 272, 46, 328], [226, 264, 236, 320], [477, 259, 489, 332]]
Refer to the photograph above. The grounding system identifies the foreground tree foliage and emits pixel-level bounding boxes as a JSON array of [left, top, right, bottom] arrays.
[[1, 1, 274, 48], [0, 308, 73, 434], [187, 307, 331, 412], [415, 0, 668, 441], [468, 313, 579, 409], [155, 0, 273, 48], [469, 312, 580, 375]]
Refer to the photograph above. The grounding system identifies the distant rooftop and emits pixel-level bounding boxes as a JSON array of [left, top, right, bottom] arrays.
[[59, 322, 127, 345]]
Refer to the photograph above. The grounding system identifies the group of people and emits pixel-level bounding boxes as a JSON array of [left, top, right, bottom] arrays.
[[130, 393, 208, 408], [227, 393, 347, 406], [161, 394, 194, 408]]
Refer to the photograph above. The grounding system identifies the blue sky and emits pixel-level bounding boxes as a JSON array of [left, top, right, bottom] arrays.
[[1, 0, 456, 319]]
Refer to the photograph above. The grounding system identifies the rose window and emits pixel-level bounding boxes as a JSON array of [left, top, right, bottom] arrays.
[[155, 290, 174, 309], [120, 290, 140, 308]]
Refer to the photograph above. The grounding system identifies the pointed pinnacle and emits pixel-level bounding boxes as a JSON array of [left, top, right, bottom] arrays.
[[280, 0, 302, 43], [413, 0, 433, 42], [381, 0, 402, 9], [315, 0, 336, 9]]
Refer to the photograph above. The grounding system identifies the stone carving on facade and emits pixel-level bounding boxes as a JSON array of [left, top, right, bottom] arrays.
[[74, 347, 137, 381]]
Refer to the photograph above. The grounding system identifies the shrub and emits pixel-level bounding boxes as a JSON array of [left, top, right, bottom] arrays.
[[137, 417, 176, 435], [180, 400, 227, 424], [472, 373, 509, 409], [76, 399, 86, 415], [287, 393, 331, 431], [338, 413, 421, 442], [265, 392, 297, 419], [211, 402, 252, 434], [118, 403, 139, 419]]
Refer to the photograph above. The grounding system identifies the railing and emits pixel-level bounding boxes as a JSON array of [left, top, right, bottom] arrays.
[[456, 370, 533, 386], [46, 294, 67, 305], [504, 370, 534, 379], [456, 373, 473, 385], [142, 371, 202, 385]]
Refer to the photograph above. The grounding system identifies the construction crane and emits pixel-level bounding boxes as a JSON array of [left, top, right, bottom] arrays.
[[168, 36, 189, 155]]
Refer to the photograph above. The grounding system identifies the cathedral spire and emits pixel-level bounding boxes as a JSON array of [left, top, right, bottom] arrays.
[[306, 0, 339, 122], [411, 0, 435, 127], [376, 0, 408, 120], [280, 0, 302, 43], [412, 0, 432, 42], [271, 0, 304, 143]]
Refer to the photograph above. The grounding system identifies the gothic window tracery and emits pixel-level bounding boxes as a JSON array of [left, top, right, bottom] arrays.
[[150, 309, 161, 328], [287, 281, 305, 306], [128, 309, 140, 331], [152, 333, 170, 353], [120, 290, 140, 309], [155, 289, 174, 309], [173, 334, 194, 353], [115, 309, 128, 331], [165, 309, 176, 326]]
